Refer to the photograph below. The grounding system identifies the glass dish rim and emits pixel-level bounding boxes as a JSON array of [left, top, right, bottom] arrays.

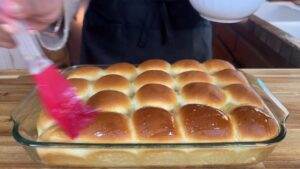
[[11, 66, 289, 148]]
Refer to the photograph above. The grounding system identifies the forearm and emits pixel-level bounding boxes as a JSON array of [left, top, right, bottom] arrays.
[[38, 0, 81, 51]]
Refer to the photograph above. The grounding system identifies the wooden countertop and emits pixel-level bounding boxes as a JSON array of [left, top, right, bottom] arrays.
[[0, 69, 299, 169]]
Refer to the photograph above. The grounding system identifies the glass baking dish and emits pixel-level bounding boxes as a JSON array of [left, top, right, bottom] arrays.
[[11, 66, 289, 168]]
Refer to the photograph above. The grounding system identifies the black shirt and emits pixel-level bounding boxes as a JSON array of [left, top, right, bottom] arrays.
[[81, 0, 212, 64]]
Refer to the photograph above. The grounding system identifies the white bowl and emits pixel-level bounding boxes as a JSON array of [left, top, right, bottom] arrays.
[[189, 0, 265, 23]]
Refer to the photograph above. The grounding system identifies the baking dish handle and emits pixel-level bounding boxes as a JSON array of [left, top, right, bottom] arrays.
[[256, 78, 289, 124], [242, 71, 289, 125]]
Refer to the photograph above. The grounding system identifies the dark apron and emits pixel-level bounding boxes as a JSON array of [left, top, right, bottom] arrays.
[[80, 0, 212, 64]]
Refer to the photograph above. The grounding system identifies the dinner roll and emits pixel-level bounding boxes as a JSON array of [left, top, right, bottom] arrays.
[[178, 104, 234, 142], [138, 59, 171, 73], [133, 107, 180, 142], [176, 71, 214, 89], [230, 106, 278, 141], [172, 59, 205, 75], [213, 69, 248, 87], [39, 112, 131, 143], [69, 78, 91, 100], [134, 70, 174, 90], [87, 90, 131, 114], [37, 79, 91, 136], [93, 74, 131, 95], [134, 84, 177, 111], [67, 66, 104, 81], [106, 62, 137, 80], [36, 59, 277, 153], [223, 84, 264, 108], [180, 82, 227, 109], [203, 59, 235, 74]]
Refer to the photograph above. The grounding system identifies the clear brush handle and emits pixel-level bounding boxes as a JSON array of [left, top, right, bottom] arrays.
[[11, 21, 53, 74]]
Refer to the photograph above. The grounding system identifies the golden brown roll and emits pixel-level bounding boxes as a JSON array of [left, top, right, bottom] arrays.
[[203, 59, 235, 74], [230, 106, 278, 141], [93, 74, 131, 95], [172, 59, 205, 75], [180, 82, 227, 109], [87, 90, 131, 114], [67, 66, 104, 81], [106, 62, 137, 80], [175, 71, 214, 89], [223, 84, 264, 108], [178, 104, 234, 142], [213, 69, 249, 87], [134, 70, 174, 90], [37, 111, 56, 136], [38, 78, 91, 136], [39, 112, 132, 143], [137, 59, 171, 73], [69, 78, 91, 100], [134, 84, 177, 111], [132, 107, 180, 142]]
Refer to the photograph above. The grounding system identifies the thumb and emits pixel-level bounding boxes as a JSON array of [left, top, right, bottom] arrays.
[[1, 0, 32, 19]]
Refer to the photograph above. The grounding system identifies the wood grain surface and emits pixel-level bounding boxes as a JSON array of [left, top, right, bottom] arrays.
[[0, 69, 299, 169]]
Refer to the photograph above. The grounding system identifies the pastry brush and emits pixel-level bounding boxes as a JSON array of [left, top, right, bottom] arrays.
[[1, 17, 98, 138]]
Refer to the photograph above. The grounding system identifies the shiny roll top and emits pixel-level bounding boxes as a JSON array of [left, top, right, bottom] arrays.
[[37, 59, 279, 143], [87, 90, 131, 115], [132, 107, 180, 142], [178, 104, 233, 142], [39, 112, 132, 143]]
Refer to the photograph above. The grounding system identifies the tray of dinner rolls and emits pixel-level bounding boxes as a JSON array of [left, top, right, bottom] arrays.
[[12, 59, 289, 167]]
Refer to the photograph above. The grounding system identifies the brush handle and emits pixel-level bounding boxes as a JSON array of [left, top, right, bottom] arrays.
[[12, 21, 53, 74], [0, 14, 53, 74]]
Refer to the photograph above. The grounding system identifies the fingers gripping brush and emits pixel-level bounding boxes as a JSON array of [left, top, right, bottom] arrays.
[[6, 20, 98, 138]]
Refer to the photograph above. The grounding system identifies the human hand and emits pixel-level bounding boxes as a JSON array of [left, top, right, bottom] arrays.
[[0, 0, 63, 48]]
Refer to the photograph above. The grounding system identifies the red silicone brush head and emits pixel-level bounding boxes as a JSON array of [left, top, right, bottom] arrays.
[[33, 65, 98, 138]]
